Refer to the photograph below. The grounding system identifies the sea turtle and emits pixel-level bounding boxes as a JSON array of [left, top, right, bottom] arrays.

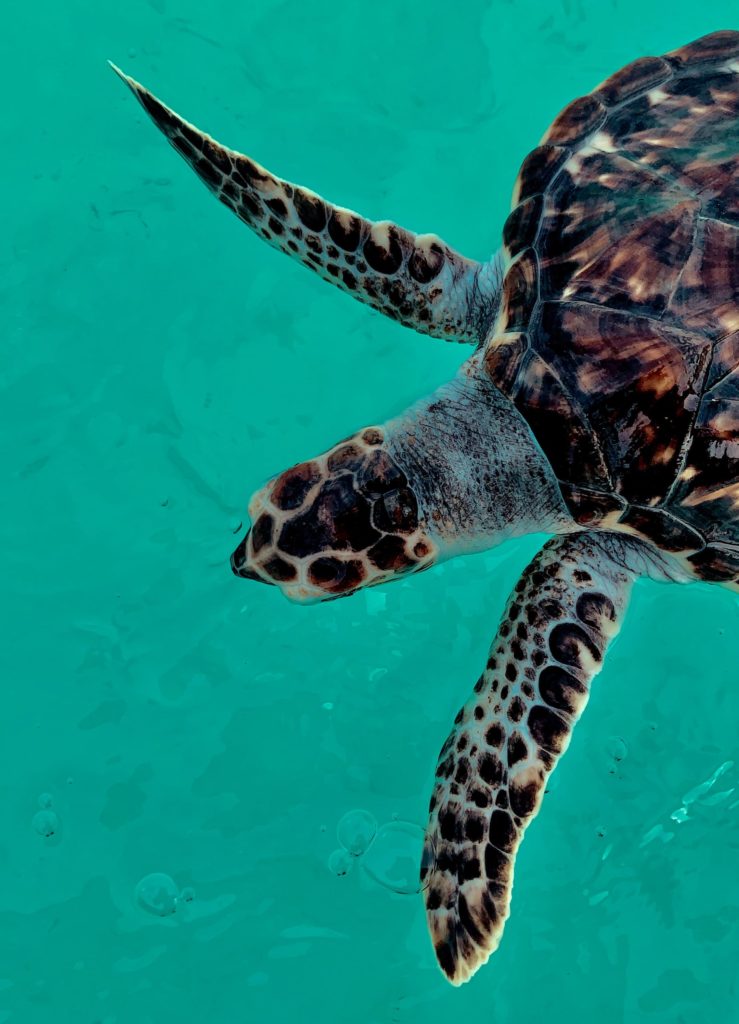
[[111, 28, 739, 985]]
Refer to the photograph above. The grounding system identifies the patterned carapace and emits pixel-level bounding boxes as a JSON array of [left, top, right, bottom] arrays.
[[485, 30, 739, 585]]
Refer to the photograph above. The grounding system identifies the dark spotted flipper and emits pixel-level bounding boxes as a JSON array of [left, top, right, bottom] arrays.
[[110, 64, 502, 344], [423, 532, 636, 984]]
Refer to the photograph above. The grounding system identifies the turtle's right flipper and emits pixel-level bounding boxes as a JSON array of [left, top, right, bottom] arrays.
[[110, 64, 501, 345], [423, 532, 637, 985]]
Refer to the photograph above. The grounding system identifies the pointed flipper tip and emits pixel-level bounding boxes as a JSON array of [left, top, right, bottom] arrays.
[[434, 927, 496, 987], [108, 61, 139, 92]]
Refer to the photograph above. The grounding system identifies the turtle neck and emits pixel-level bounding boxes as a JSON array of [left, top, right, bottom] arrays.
[[384, 352, 575, 557]]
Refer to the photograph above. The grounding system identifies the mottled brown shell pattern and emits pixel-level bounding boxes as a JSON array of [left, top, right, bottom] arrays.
[[484, 30, 739, 585]]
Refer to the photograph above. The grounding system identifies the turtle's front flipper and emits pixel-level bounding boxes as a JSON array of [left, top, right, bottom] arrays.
[[110, 64, 501, 344], [424, 532, 638, 985]]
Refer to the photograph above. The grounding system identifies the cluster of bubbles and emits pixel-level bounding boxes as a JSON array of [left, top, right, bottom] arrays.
[[606, 736, 629, 775], [328, 809, 436, 895], [135, 873, 195, 917], [32, 793, 60, 838]]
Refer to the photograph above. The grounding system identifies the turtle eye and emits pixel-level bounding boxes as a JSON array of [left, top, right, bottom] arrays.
[[371, 488, 420, 533], [308, 557, 366, 595], [327, 443, 365, 474], [357, 450, 408, 496], [309, 557, 346, 585], [250, 513, 274, 552]]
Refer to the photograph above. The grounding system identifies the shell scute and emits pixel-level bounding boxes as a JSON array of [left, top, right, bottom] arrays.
[[707, 332, 739, 390], [670, 383, 739, 541], [687, 544, 739, 582], [617, 505, 704, 553], [595, 56, 673, 106], [557, 484, 626, 528], [484, 333, 528, 391], [513, 145, 570, 206], [503, 194, 543, 257], [666, 29, 739, 68], [512, 353, 610, 489], [667, 219, 739, 339], [536, 152, 687, 302], [543, 94, 607, 146], [496, 249, 539, 333], [562, 200, 699, 318], [598, 68, 739, 201], [535, 303, 711, 505]]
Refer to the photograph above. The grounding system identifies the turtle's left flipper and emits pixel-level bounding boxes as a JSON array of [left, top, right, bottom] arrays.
[[424, 532, 639, 985], [110, 64, 501, 344]]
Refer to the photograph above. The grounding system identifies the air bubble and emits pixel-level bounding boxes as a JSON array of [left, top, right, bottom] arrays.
[[135, 873, 179, 917], [362, 821, 436, 895], [32, 809, 59, 838], [607, 737, 628, 763], [38, 793, 54, 809], [177, 886, 195, 904], [336, 809, 377, 857], [327, 848, 354, 877]]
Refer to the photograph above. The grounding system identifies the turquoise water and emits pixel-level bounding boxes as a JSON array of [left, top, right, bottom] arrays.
[[3, 1, 739, 1020]]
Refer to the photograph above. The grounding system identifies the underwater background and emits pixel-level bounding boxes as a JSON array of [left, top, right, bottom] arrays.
[[2, 0, 739, 1020]]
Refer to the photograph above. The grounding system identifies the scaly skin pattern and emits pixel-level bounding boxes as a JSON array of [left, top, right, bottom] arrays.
[[423, 532, 639, 985]]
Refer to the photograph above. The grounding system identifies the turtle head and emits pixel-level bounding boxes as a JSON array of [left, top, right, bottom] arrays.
[[231, 354, 570, 603], [230, 425, 438, 602]]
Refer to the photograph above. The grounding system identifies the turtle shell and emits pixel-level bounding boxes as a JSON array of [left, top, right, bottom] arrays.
[[484, 30, 739, 584]]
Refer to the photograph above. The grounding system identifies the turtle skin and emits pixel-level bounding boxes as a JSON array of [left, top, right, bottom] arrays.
[[483, 30, 739, 584]]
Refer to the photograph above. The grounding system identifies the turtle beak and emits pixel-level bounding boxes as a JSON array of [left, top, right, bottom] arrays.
[[230, 531, 272, 584]]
